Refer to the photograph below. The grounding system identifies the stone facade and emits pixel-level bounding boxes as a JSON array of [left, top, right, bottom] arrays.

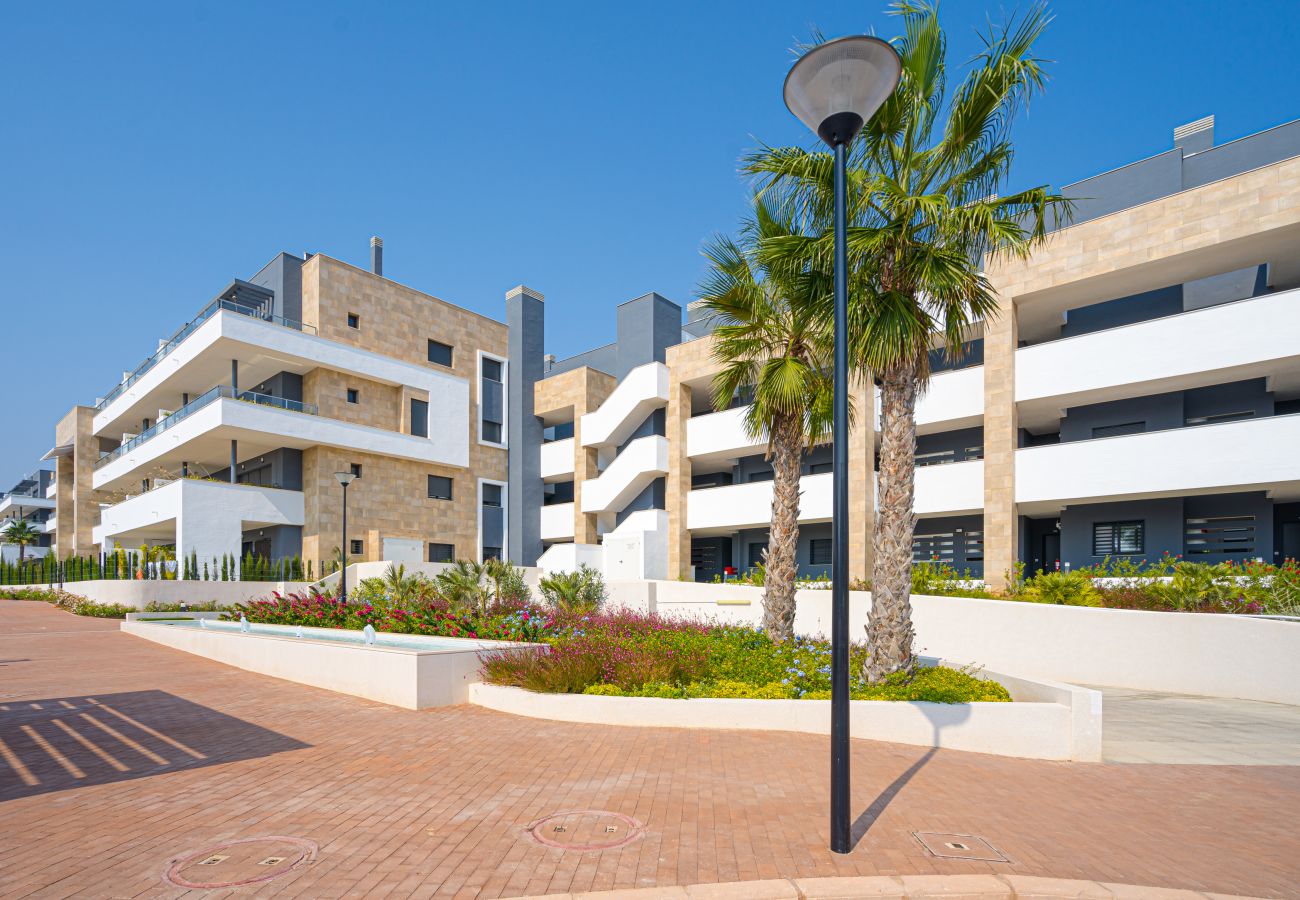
[[52, 406, 101, 557], [534, 366, 615, 544], [294, 254, 508, 564]]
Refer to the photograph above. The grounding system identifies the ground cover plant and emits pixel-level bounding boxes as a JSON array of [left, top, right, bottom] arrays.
[[0, 586, 135, 618]]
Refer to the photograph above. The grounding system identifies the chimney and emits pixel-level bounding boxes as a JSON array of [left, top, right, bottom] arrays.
[[370, 236, 383, 276], [1173, 115, 1214, 155]]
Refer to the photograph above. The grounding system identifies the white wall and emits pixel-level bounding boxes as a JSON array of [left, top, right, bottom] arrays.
[[64, 579, 311, 610], [687, 472, 832, 531], [915, 460, 983, 517], [610, 581, 1300, 705], [686, 406, 765, 461], [1016, 289, 1300, 404], [1017, 413, 1300, 505], [540, 438, 575, 480], [579, 362, 669, 448], [540, 503, 575, 541], [580, 435, 669, 514]]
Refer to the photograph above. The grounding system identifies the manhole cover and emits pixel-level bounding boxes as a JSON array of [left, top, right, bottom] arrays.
[[526, 810, 645, 851], [913, 831, 1009, 863], [163, 835, 317, 888]]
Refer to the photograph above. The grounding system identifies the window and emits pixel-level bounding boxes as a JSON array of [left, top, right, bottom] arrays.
[[1093, 520, 1144, 556], [747, 468, 773, 483], [410, 398, 429, 438], [747, 542, 768, 568], [808, 462, 833, 475], [482, 546, 502, 562], [913, 532, 955, 563], [482, 483, 502, 507], [1092, 421, 1145, 439], [347, 313, 360, 329], [1185, 515, 1256, 557], [428, 542, 454, 563], [346, 388, 359, 404], [809, 538, 833, 566], [350, 539, 363, 555], [480, 354, 505, 446], [428, 475, 453, 500], [1186, 410, 1255, 427], [350, 463, 362, 478], [428, 340, 453, 367]]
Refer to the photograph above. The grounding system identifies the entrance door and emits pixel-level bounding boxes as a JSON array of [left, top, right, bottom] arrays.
[[1042, 531, 1061, 573], [1282, 522, 1300, 563]]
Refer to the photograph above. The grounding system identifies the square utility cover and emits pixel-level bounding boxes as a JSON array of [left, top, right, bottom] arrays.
[[913, 831, 1010, 862]]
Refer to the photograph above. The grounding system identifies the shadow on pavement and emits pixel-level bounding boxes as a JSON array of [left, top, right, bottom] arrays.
[[0, 690, 309, 801]]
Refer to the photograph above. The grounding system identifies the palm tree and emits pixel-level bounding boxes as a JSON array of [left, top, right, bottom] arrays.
[[697, 196, 837, 643], [2, 520, 42, 567], [747, 2, 1071, 679]]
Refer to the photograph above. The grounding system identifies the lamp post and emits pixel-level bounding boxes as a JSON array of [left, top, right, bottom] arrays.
[[334, 471, 356, 601], [783, 35, 901, 855]]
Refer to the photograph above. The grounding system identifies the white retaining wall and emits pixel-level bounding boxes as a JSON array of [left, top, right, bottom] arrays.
[[608, 580, 1300, 705], [60, 579, 310, 610], [471, 657, 1103, 761]]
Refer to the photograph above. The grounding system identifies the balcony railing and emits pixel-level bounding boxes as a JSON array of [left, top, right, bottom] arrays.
[[95, 385, 319, 469], [96, 299, 316, 412]]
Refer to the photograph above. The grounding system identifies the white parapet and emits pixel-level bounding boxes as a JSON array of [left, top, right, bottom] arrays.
[[540, 502, 576, 541], [877, 365, 984, 434], [687, 472, 832, 531], [1016, 413, 1300, 506], [686, 405, 766, 462], [579, 362, 670, 449], [1016, 289, 1300, 406], [915, 459, 984, 517], [539, 437, 575, 481]]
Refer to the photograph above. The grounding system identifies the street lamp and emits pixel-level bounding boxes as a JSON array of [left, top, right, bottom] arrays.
[[784, 34, 901, 855], [334, 471, 356, 601]]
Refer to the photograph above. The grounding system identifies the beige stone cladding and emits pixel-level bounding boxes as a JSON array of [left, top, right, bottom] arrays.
[[297, 253, 508, 564], [979, 155, 1300, 590], [534, 366, 615, 544], [52, 406, 101, 556], [301, 448, 475, 566]]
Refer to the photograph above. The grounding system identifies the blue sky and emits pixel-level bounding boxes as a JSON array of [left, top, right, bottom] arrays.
[[1, 0, 1297, 481]]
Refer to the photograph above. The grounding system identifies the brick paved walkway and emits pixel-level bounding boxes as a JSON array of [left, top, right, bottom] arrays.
[[0, 600, 1297, 899]]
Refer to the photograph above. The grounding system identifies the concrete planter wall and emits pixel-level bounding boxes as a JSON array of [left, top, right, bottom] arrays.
[[122, 620, 539, 709], [59, 579, 312, 610], [470, 661, 1102, 762], [609, 580, 1300, 705]]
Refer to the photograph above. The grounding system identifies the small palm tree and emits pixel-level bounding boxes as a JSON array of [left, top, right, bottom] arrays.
[[2, 520, 41, 567], [539, 566, 606, 615], [748, 2, 1071, 679], [698, 196, 836, 643]]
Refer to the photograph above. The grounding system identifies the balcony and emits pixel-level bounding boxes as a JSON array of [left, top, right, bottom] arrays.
[[540, 438, 575, 481], [93, 387, 464, 491], [0, 492, 55, 518], [580, 435, 669, 514], [686, 406, 765, 462], [1016, 290, 1300, 409], [915, 459, 984, 517], [96, 299, 314, 413], [579, 362, 669, 449], [876, 365, 984, 435], [1017, 413, 1300, 510], [92, 305, 470, 448], [93, 478, 304, 560], [540, 502, 575, 541], [688, 472, 832, 532]]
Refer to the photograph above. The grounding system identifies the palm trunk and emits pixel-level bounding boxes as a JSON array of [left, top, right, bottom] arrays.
[[863, 360, 920, 683], [762, 413, 804, 643]]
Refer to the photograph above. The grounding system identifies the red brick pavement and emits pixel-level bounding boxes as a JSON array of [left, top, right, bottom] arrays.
[[0, 600, 1296, 899]]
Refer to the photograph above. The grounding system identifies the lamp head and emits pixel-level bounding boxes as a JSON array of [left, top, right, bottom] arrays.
[[334, 471, 356, 488], [783, 35, 901, 146]]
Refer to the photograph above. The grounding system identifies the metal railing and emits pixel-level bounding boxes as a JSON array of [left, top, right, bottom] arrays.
[[95, 385, 319, 469], [96, 299, 316, 412]]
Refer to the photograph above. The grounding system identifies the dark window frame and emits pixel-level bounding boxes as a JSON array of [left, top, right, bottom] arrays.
[[1091, 421, 1145, 439], [1093, 520, 1145, 556], [427, 340, 454, 367], [809, 538, 833, 566], [347, 312, 360, 329], [410, 398, 429, 438], [482, 483, 503, 508], [428, 542, 454, 563], [349, 539, 364, 555], [350, 463, 362, 479], [346, 388, 359, 404], [427, 475, 453, 501]]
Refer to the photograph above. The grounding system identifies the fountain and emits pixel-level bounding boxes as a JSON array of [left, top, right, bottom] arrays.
[[295, 625, 304, 638], [240, 615, 250, 634], [363, 624, 377, 645], [199, 618, 208, 629]]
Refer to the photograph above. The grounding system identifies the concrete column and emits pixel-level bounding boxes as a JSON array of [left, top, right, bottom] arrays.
[[665, 378, 693, 579], [229, 440, 238, 484], [982, 292, 1019, 591], [573, 397, 602, 545], [848, 378, 875, 582], [506, 285, 545, 565], [231, 359, 238, 393]]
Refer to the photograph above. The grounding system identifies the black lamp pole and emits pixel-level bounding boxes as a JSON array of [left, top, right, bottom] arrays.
[[783, 34, 901, 855], [334, 471, 356, 601]]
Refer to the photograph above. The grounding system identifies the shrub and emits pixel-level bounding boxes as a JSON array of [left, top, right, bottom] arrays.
[[539, 566, 606, 615], [1017, 570, 1102, 606], [910, 561, 995, 599], [0, 586, 133, 618]]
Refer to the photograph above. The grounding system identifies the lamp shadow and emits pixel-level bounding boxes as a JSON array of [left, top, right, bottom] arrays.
[[0, 690, 309, 801]]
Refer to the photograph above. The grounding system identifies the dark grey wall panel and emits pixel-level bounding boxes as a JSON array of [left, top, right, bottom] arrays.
[[507, 290, 545, 565]]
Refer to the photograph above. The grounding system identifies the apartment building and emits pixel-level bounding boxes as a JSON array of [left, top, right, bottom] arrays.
[[521, 115, 1300, 588], [41, 239, 513, 569], [23, 114, 1300, 587], [0, 469, 56, 562]]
